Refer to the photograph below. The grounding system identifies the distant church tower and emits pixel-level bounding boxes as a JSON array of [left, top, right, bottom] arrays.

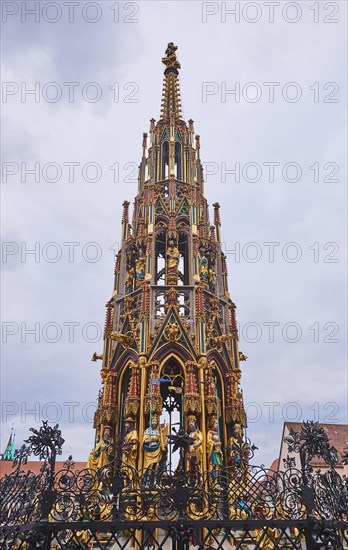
[[91, 44, 247, 475]]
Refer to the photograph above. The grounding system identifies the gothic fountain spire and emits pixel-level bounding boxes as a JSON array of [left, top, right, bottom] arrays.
[[90, 44, 248, 489]]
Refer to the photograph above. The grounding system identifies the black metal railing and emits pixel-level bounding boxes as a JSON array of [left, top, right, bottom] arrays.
[[1, 421, 347, 549]]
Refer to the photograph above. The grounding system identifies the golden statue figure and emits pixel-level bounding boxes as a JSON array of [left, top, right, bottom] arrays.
[[86, 427, 113, 472], [125, 266, 134, 294], [135, 248, 145, 286], [207, 417, 223, 478], [142, 415, 168, 486], [166, 239, 180, 273], [227, 423, 244, 468], [208, 268, 217, 291], [186, 415, 203, 474], [135, 258, 145, 280], [165, 322, 180, 342], [199, 254, 209, 283], [162, 42, 181, 70], [121, 418, 138, 471]]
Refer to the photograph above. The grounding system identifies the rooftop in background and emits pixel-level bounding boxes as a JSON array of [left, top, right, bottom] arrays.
[[0, 461, 87, 479], [277, 422, 348, 474]]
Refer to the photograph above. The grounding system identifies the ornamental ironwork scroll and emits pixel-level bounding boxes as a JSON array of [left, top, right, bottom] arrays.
[[0, 421, 347, 550]]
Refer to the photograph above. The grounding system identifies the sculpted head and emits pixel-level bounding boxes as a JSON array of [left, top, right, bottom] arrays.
[[103, 427, 111, 442], [209, 417, 218, 431], [233, 423, 242, 439], [124, 419, 134, 433], [188, 415, 197, 433]]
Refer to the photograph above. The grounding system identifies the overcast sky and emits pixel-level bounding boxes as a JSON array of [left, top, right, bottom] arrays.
[[1, 0, 347, 468]]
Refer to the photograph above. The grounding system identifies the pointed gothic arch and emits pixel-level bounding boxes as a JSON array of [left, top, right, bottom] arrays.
[[159, 353, 186, 471], [155, 227, 166, 284], [207, 349, 229, 375], [208, 359, 228, 453], [111, 348, 138, 373], [161, 140, 169, 180], [175, 141, 182, 180], [177, 230, 189, 284], [150, 340, 195, 365]]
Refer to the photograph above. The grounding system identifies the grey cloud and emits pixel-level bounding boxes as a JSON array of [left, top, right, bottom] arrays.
[[1, 0, 347, 467]]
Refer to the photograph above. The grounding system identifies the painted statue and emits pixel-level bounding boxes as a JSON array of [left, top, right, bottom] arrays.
[[166, 238, 180, 273], [86, 427, 113, 472], [207, 417, 223, 478], [186, 415, 203, 474], [135, 248, 145, 283], [227, 423, 244, 468], [125, 266, 134, 294], [208, 268, 217, 291], [142, 415, 168, 486], [121, 419, 138, 471], [199, 254, 208, 283]]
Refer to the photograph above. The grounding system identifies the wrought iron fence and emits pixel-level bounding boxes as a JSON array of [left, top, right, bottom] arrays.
[[0, 421, 347, 549]]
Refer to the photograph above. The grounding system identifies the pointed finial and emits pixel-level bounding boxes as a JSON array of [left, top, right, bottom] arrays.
[[162, 42, 181, 72], [160, 44, 182, 120]]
